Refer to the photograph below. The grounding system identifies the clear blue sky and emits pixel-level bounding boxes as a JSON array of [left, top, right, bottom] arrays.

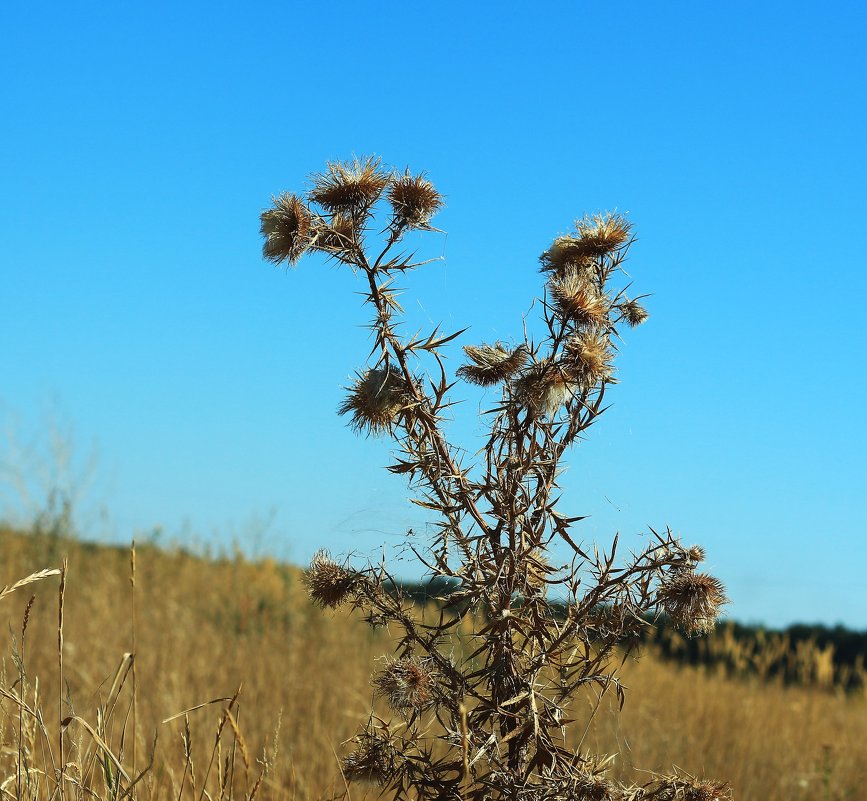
[[2, 2, 865, 628]]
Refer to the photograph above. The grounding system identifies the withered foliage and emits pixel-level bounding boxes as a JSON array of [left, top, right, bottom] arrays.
[[260, 158, 730, 800]]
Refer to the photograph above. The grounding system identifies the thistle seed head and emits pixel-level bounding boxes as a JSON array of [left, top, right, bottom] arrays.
[[620, 298, 649, 327], [338, 368, 411, 436], [304, 550, 355, 609], [539, 239, 597, 275], [260, 193, 312, 265], [574, 212, 633, 256], [660, 571, 728, 637], [685, 545, 706, 565], [523, 552, 551, 595], [564, 331, 614, 386], [539, 213, 632, 272], [309, 156, 391, 214], [311, 214, 357, 260], [549, 271, 610, 327], [373, 656, 439, 711], [342, 730, 398, 785], [574, 773, 615, 801], [457, 343, 528, 386], [388, 172, 444, 229], [648, 774, 731, 801], [514, 360, 578, 417]]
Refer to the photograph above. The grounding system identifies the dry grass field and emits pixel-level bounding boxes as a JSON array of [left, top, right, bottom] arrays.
[[0, 527, 864, 801]]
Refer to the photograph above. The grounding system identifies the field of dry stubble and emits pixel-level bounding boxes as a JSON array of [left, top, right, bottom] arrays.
[[0, 528, 864, 801]]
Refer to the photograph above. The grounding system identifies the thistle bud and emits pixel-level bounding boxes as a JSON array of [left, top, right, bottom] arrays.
[[259, 193, 312, 265]]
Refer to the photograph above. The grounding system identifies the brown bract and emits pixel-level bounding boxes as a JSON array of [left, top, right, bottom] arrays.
[[309, 157, 391, 214], [338, 368, 411, 436], [388, 173, 444, 229], [660, 571, 729, 637], [259, 193, 312, 265], [457, 343, 528, 386]]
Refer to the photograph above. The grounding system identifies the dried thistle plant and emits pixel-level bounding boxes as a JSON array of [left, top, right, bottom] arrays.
[[260, 158, 731, 800]]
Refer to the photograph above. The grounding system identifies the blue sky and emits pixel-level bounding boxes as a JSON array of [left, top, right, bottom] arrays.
[[2, 2, 865, 628]]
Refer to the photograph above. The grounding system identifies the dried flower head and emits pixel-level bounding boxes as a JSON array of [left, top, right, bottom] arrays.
[[549, 271, 609, 327], [338, 368, 411, 436], [685, 545, 706, 565], [342, 729, 399, 785], [523, 552, 551, 594], [539, 238, 597, 275], [564, 331, 614, 386], [388, 172, 444, 228], [514, 360, 578, 417], [647, 772, 731, 801], [304, 550, 355, 609], [574, 773, 616, 801], [373, 656, 439, 711], [539, 213, 632, 272], [620, 298, 649, 327], [574, 212, 632, 256], [311, 213, 357, 260], [659, 571, 728, 637], [457, 343, 528, 386], [309, 157, 391, 214], [260, 193, 312, 265]]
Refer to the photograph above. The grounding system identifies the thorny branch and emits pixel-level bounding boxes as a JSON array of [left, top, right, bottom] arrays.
[[260, 157, 731, 800]]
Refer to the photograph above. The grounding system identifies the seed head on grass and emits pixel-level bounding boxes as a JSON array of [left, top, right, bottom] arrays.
[[304, 550, 355, 609], [660, 571, 729, 637]]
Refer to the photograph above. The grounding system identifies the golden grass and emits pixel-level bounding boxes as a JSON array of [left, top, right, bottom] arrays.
[[0, 528, 864, 800]]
